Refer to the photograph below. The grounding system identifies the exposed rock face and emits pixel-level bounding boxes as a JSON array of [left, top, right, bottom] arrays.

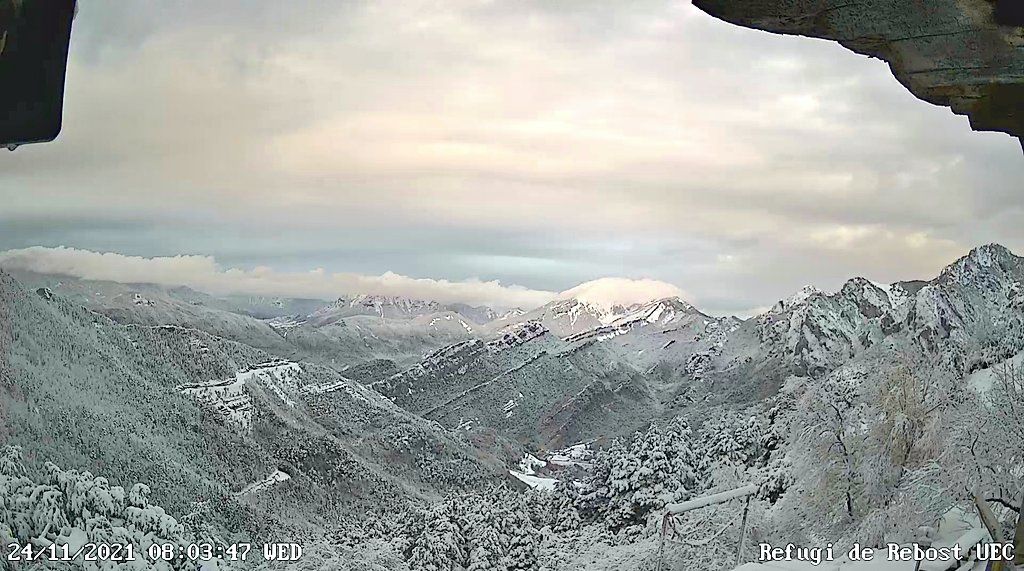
[[693, 0, 1024, 150]]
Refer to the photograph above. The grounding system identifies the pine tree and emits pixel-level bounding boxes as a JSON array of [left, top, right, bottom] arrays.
[[408, 503, 467, 571], [499, 510, 539, 571], [601, 419, 700, 528], [465, 502, 506, 571], [552, 498, 580, 534]]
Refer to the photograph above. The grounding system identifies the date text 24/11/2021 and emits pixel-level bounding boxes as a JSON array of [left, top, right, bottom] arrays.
[[7, 541, 304, 563]]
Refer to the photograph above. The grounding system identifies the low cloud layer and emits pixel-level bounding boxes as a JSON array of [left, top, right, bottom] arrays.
[[0, 247, 698, 310], [0, 247, 557, 309]]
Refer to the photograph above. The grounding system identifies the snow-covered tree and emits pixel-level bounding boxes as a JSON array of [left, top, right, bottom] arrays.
[[779, 346, 958, 547], [408, 502, 467, 571], [551, 498, 581, 534], [499, 510, 539, 571], [573, 418, 702, 531], [0, 446, 221, 571], [464, 502, 506, 571]]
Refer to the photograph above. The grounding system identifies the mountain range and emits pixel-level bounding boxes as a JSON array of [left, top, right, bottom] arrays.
[[3, 243, 1023, 546]]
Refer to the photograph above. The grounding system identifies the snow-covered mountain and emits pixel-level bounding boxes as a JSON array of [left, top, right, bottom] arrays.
[[487, 278, 690, 338], [6, 244, 1024, 571], [306, 294, 447, 325], [506, 297, 633, 337], [304, 294, 505, 327], [0, 270, 509, 539], [746, 243, 1024, 378], [368, 244, 1024, 449]]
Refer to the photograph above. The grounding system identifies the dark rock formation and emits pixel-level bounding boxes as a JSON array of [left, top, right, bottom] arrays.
[[693, 0, 1024, 150]]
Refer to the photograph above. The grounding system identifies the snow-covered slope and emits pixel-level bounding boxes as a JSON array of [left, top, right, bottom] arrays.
[[735, 244, 1024, 380], [489, 279, 689, 338], [0, 271, 507, 537], [564, 297, 711, 344], [374, 320, 657, 448]]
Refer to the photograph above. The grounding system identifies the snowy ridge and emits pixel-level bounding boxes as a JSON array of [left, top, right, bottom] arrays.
[[755, 278, 906, 376], [305, 294, 501, 328], [563, 297, 709, 345], [486, 320, 548, 352], [340, 294, 443, 316], [767, 284, 823, 315], [508, 297, 644, 338], [391, 339, 490, 386], [608, 297, 703, 327], [178, 376, 253, 430], [751, 244, 1024, 376], [301, 376, 374, 405], [306, 294, 444, 325], [178, 360, 304, 429], [415, 311, 476, 334]]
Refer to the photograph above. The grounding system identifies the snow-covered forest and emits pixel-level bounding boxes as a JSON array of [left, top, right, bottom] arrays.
[[2, 244, 1024, 570]]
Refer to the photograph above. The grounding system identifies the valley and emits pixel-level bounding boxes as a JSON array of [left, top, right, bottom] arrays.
[[2, 244, 1023, 569]]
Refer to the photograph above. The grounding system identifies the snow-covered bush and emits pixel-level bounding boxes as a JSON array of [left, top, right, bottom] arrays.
[[350, 486, 550, 571], [0, 446, 201, 571]]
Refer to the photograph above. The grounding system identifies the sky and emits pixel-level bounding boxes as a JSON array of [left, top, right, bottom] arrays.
[[1, 0, 1022, 315]]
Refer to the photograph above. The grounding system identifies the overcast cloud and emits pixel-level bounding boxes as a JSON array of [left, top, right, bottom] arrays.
[[1, 0, 1021, 315]]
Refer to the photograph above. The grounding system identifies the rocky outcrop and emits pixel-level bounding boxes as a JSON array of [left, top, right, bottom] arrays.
[[693, 0, 1024, 150]]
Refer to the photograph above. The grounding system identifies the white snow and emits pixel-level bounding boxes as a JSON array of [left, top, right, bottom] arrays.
[[237, 470, 291, 497], [869, 280, 907, 308], [966, 349, 1024, 395], [503, 398, 518, 418], [56, 528, 88, 554], [557, 278, 686, 314], [302, 378, 371, 404], [768, 285, 823, 314], [487, 321, 547, 351], [509, 470, 559, 491], [236, 361, 302, 407], [178, 376, 253, 429], [548, 443, 594, 468], [265, 316, 306, 330], [517, 453, 547, 475], [178, 360, 303, 429]]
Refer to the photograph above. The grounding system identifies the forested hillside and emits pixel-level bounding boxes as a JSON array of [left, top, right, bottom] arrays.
[[2, 246, 1023, 570]]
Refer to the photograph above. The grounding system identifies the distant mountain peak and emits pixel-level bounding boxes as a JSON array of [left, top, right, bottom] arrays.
[[556, 277, 685, 313], [972, 242, 1014, 256], [339, 293, 440, 309], [606, 296, 706, 327], [940, 243, 1020, 287], [649, 295, 699, 311], [769, 284, 823, 313]]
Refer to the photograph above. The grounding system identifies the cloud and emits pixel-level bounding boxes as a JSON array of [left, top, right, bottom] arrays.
[[0, 247, 557, 309], [558, 277, 688, 311]]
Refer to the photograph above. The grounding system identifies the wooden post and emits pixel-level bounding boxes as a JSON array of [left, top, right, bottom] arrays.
[[1013, 490, 1023, 568], [656, 513, 671, 571], [736, 496, 752, 567], [974, 490, 1008, 571], [658, 484, 758, 570]]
